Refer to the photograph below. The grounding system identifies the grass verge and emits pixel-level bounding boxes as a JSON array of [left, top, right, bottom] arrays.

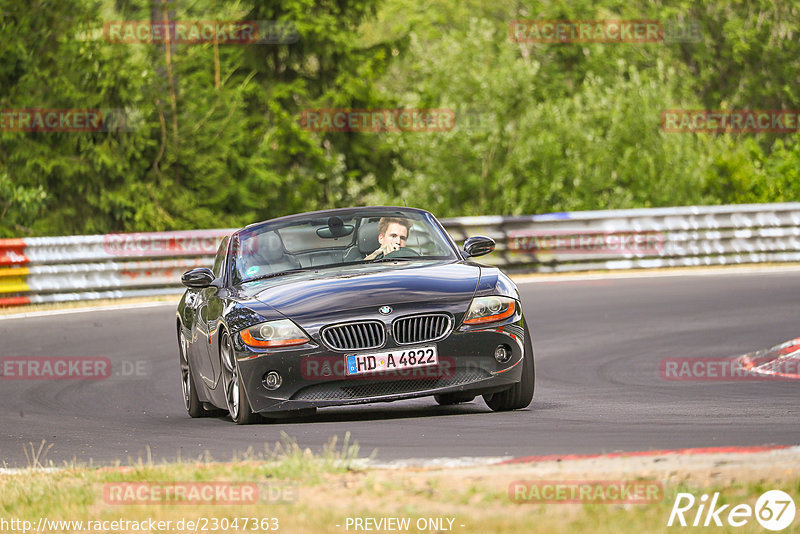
[[1, 437, 798, 533]]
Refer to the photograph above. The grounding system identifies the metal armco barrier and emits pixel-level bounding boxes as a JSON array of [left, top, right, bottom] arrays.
[[1, 203, 799, 307], [0, 230, 232, 306], [444, 203, 800, 271]]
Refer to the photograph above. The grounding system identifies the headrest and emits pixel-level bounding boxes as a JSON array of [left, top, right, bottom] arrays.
[[254, 232, 286, 262], [358, 221, 380, 254]]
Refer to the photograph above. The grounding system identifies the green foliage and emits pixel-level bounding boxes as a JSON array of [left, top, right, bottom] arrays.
[[366, 0, 800, 215], [0, 168, 47, 232], [0, 0, 798, 236]]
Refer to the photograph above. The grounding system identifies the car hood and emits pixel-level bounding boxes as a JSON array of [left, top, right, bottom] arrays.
[[238, 261, 481, 329]]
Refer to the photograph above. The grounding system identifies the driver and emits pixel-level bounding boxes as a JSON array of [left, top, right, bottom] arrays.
[[364, 217, 412, 260]]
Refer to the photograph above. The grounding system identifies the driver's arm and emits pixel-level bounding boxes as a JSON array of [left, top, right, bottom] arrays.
[[364, 242, 399, 260]]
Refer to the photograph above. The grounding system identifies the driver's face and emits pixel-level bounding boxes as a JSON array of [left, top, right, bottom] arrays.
[[379, 222, 409, 247]]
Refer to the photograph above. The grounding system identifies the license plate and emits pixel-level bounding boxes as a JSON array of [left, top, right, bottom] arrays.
[[345, 346, 438, 376]]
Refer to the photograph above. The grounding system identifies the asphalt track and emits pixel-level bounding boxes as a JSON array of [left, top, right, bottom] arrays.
[[1, 269, 798, 468]]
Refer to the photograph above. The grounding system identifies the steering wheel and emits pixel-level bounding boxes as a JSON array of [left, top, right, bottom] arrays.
[[381, 248, 420, 259]]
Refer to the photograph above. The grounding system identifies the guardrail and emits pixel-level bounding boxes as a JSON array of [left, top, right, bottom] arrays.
[[0, 230, 232, 306], [1, 203, 799, 306], [445, 203, 800, 271]]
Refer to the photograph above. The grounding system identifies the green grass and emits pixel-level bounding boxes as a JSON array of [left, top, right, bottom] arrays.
[[1, 436, 798, 533]]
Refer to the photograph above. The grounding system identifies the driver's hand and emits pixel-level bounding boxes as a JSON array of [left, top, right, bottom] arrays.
[[364, 242, 400, 260], [380, 242, 400, 255]]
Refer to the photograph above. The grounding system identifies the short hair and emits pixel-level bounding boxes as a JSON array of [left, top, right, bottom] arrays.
[[378, 216, 412, 237]]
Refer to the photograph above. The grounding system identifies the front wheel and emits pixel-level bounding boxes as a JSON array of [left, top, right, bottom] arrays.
[[179, 328, 206, 418], [484, 322, 535, 411], [220, 330, 260, 425]]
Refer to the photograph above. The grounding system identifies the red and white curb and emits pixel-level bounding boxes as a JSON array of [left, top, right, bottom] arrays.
[[736, 337, 800, 380], [499, 444, 795, 465], [361, 444, 799, 469]]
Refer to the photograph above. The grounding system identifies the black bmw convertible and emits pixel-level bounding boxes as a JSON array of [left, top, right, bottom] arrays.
[[176, 206, 534, 424]]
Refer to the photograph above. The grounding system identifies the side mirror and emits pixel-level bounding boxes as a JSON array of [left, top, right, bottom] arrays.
[[181, 267, 216, 288], [463, 236, 495, 258]]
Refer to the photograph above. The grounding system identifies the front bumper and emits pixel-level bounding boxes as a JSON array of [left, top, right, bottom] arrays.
[[235, 321, 527, 414]]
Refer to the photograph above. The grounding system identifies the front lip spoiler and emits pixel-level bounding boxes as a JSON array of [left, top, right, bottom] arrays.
[[248, 372, 520, 414]]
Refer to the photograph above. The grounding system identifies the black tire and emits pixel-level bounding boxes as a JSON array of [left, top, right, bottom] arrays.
[[434, 393, 476, 405], [178, 328, 206, 418], [484, 322, 535, 411], [220, 329, 261, 425]]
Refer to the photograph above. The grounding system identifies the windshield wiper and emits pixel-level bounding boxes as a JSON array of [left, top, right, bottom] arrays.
[[368, 257, 419, 263], [242, 268, 310, 283]]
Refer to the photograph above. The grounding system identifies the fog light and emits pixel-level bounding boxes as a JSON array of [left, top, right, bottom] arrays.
[[494, 344, 511, 363], [263, 371, 282, 390]]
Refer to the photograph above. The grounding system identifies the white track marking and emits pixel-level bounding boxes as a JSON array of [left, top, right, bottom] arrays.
[[0, 300, 178, 321]]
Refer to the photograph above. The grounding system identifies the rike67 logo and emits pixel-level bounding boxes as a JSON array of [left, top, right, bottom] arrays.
[[668, 490, 796, 531]]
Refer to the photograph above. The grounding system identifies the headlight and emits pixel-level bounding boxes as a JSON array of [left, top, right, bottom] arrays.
[[240, 319, 309, 348], [463, 296, 517, 325]]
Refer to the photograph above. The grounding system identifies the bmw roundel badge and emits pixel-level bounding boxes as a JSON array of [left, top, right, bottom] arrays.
[[379, 306, 392, 315]]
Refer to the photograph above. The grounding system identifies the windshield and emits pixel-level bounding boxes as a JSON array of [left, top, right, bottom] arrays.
[[231, 209, 458, 283]]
